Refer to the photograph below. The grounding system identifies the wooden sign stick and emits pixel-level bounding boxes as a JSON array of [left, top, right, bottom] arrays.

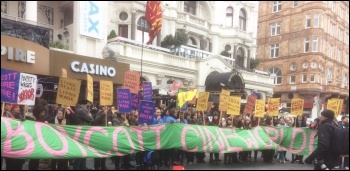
[[258, 117, 260, 126], [105, 106, 108, 126], [203, 110, 206, 126], [1, 103, 5, 117]]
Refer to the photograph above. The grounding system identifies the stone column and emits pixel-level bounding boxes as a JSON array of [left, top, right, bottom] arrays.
[[233, 45, 237, 66], [247, 49, 250, 69], [131, 9, 136, 40], [25, 1, 37, 22], [156, 74, 164, 85]]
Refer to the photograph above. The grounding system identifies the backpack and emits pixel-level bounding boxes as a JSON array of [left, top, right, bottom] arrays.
[[330, 123, 349, 156]]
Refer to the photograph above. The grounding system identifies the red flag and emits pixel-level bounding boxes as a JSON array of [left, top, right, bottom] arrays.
[[145, 1, 162, 45]]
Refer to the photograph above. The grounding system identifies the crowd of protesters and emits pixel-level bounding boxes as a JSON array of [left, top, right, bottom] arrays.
[[1, 98, 349, 170]]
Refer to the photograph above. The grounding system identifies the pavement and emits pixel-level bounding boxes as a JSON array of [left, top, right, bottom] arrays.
[[1, 152, 348, 170]]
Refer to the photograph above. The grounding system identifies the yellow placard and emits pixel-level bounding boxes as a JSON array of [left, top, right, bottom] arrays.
[[100, 80, 113, 106], [56, 77, 81, 106], [178, 89, 197, 107], [254, 99, 265, 118], [219, 89, 230, 111], [86, 74, 93, 103], [337, 99, 343, 116], [291, 98, 304, 116], [227, 96, 241, 115], [196, 92, 210, 111], [62, 68, 67, 78], [327, 99, 341, 116], [268, 98, 280, 116]]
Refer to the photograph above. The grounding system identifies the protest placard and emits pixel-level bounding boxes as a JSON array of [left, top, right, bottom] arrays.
[[100, 80, 113, 106], [143, 82, 152, 101], [219, 89, 230, 111], [196, 92, 210, 111], [62, 68, 67, 78], [268, 98, 280, 116], [291, 98, 304, 116], [244, 95, 257, 115], [131, 93, 139, 110], [117, 88, 132, 113], [138, 100, 155, 125], [86, 74, 93, 102], [227, 96, 241, 115], [1, 68, 20, 104], [124, 71, 140, 94], [56, 77, 81, 106], [327, 99, 341, 116], [17, 72, 37, 105], [255, 99, 265, 118]]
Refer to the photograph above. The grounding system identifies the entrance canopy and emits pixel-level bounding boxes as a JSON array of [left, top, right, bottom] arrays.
[[205, 70, 245, 92]]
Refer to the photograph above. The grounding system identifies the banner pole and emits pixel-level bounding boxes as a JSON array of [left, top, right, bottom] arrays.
[[258, 117, 260, 126], [219, 111, 223, 127], [63, 105, 67, 120], [203, 110, 206, 126], [1, 103, 5, 117], [105, 106, 108, 126]]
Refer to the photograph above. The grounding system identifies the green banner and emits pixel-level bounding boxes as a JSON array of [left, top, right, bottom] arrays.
[[1, 117, 317, 159]]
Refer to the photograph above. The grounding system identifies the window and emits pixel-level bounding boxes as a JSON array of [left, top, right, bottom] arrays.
[[306, 14, 311, 28], [339, 29, 343, 41], [314, 14, 319, 28], [302, 74, 307, 83], [268, 67, 282, 85], [226, 7, 233, 27], [337, 49, 342, 62], [290, 76, 296, 84], [332, 2, 336, 13], [342, 73, 348, 88], [318, 75, 323, 85], [293, 1, 298, 7], [329, 44, 333, 58], [225, 45, 231, 51], [118, 25, 128, 38], [340, 8, 344, 19], [271, 22, 280, 36], [330, 23, 335, 36], [273, 1, 282, 12], [119, 12, 128, 21], [304, 38, 310, 53], [239, 9, 247, 31], [326, 68, 333, 85], [345, 53, 349, 66], [184, 1, 196, 15], [312, 37, 318, 52], [310, 74, 315, 82], [347, 33, 349, 45], [270, 44, 279, 58]]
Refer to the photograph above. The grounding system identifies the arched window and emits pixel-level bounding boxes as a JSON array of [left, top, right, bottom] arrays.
[[226, 7, 233, 27], [239, 9, 247, 31], [188, 37, 197, 46], [342, 73, 348, 88], [268, 67, 282, 85], [137, 16, 150, 32], [236, 47, 245, 68], [326, 67, 332, 85]]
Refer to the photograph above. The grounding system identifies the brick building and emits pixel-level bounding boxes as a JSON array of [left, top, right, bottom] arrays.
[[256, 1, 349, 116]]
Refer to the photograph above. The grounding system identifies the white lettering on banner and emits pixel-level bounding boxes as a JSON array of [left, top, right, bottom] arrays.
[[70, 61, 116, 77], [1, 45, 35, 64]]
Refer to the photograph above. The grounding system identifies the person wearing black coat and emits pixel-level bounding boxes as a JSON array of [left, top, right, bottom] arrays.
[[292, 115, 307, 164], [92, 106, 109, 170], [305, 110, 340, 170]]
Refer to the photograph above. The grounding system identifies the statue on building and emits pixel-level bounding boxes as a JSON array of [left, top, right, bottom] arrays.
[[313, 96, 320, 117]]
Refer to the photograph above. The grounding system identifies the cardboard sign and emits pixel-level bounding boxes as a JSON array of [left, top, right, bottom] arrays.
[[124, 71, 140, 94], [62, 68, 67, 78], [327, 99, 341, 116], [188, 87, 197, 105], [178, 89, 197, 108], [196, 92, 210, 111], [86, 74, 93, 102], [138, 100, 155, 125], [291, 98, 304, 116], [219, 89, 230, 111], [1, 69, 20, 104], [131, 93, 139, 110], [255, 99, 265, 118], [100, 80, 113, 106], [117, 88, 132, 113], [17, 72, 37, 105], [143, 82, 153, 101], [268, 98, 280, 116], [244, 95, 257, 115], [56, 77, 81, 106], [227, 96, 241, 115]]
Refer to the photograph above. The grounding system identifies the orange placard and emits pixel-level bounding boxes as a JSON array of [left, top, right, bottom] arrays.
[[268, 98, 280, 116], [244, 95, 257, 115], [124, 71, 140, 94], [291, 98, 304, 116]]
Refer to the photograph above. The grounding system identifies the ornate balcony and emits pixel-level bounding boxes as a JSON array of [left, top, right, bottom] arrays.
[[176, 12, 209, 29]]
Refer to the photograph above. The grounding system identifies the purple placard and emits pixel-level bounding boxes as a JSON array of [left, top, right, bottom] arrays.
[[131, 93, 139, 110], [143, 82, 152, 101], [138, 100, 155, 125], [1, 68, 20, 104], [117, 88, 132, 113]]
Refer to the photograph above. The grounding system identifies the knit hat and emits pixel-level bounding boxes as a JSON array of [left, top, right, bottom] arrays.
[[78, 99, 89, 105], [321, 110, 334, 120], [11, 104, 19, 111]]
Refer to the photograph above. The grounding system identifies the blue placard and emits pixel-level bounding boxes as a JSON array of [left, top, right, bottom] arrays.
[[143, 82, 152, 101], [117, 88, 132, 113], [138, 100, 155, 125], [131, 93, 139, 110], [1, 68, 20, 104]]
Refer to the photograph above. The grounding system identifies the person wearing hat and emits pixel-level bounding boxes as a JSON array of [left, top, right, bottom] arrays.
[[305, 109, 339, 170]]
